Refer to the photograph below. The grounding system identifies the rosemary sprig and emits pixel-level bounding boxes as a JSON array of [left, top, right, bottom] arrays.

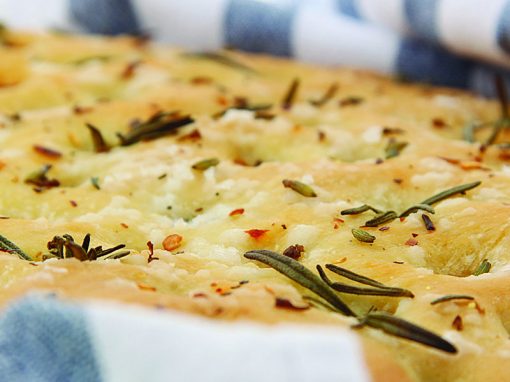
[[399, 204, 435, 218], [430, 295, 474, 305], [25, 164, 60, 191], [341, 181, 480, 228], [182, 51, 257, 73], [281, 78, 300, 110], [0, 234, 31, 260], [282, 179, 317, 197], [317, 265, 414, 297], [473, 259, 491, 276], [244, 250, 456, 353], [243, 250, 355, 316], [117, 111, 194, 146], [364, 211, 397, 227], [86, 123, 110, 153], [462, 75, 509, 145], [420, 181, 481, 206], [192, 158, 219, 171], [310, 83, 338, 107], [352, 228, 376, 243], [355, 312, 457, 353], [485, 75, 509, 145], [341, 204, 382, 215], [47, 234, 129, 261]]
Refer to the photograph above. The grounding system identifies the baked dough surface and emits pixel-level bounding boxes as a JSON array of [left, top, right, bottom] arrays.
[[0, 30, 510, 381]]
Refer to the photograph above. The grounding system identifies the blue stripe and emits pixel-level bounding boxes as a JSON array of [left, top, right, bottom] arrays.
[[69, 0, 141, 35], [496, 1, 510, 54], [224, 0, 297, 57], [397, 38, 472, 88], [0, 297, 102, 382], [336, 0, 361, 19], [404, 0, 439, 42]]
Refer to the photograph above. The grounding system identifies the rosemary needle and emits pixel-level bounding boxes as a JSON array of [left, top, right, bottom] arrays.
[[243, 250, 355, 316]]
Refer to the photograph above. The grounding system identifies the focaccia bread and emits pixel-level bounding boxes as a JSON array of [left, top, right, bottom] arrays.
[[0, 29, 510, 382]]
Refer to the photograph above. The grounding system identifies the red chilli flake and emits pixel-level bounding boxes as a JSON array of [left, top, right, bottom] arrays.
[[229, 208, 245, 217], [33, 145, 62, 159], [244, 229, 269, 239], [69, 200, 77, 207], [405, 238, 419, 246], [333, 218, 344, 229], [282, 244, 305, 260], [146, 241, 159, 263], [274, 297, 310, 311], [379, 226, 390, 231]]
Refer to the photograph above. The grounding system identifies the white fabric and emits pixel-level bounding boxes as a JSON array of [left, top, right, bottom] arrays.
[[87, 303, 371, 382]]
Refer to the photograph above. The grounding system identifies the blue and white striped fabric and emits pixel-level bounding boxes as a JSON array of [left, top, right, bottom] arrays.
[[0, 0, 509, 96], [0, 296, 370, 382]]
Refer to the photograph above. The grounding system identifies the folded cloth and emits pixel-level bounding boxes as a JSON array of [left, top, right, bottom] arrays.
[[0, 0, 508, 96], [0, 296, 370, 382]]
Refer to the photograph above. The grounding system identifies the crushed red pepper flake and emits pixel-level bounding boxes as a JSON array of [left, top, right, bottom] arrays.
[[73, 105, 93, 115], [244, 229, 269, 239], [190, 76, 213, 85], [452, 315, 463, 331], [69, 200, 77, 207], [192, 292, 208, 298], [275, 297, 310, 311], [229, 208, 245, 217], [121, 60, 142, 79], [146, 241, 159, 263], [120, 223, 129, 228], [33, 145, 62, 159], [379, 226, 390, 231], [177, 129, 202, 142], [405, 238, 419, 246], [412, 233, 419, 238], [432, 118, 447, 128], [137, 283, 157, 292], [282, 244, 305, 260], [162, 234, 183, 251]]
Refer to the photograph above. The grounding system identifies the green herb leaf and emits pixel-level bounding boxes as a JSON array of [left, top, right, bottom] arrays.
[[117, 112, 194, 146], [420, 181, 481, 206], [352, 228, 376, 243], [485, 75, 509, 145], [341, 204, 382, 216], [0, 234, 31, 260], [281, 78, 300, 110], [86, 123, 110, 153], [385, 139, 408, 159], [182, 51, 257, 73], [364, 211, 397, 227], [421, 214, 435, 231], [357, 312, 457, 354], [317, 265, 413, 297], [473, 259, 491, 276], [243, 249, 355, 316], [282, 179, 317, 197], [399, 204, 435, 218], [192, 158, 219, 171], [310, 83, 338, 107], [430, 295, 475, 305], [90, 177, 101, 190]]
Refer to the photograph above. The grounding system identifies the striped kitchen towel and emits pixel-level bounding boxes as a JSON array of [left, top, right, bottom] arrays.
[[0, 296, 370, 382], [0, 0, 508, 96]]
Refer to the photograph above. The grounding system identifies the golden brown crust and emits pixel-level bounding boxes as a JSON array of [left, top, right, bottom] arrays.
[[0, 30, 510, 381]]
